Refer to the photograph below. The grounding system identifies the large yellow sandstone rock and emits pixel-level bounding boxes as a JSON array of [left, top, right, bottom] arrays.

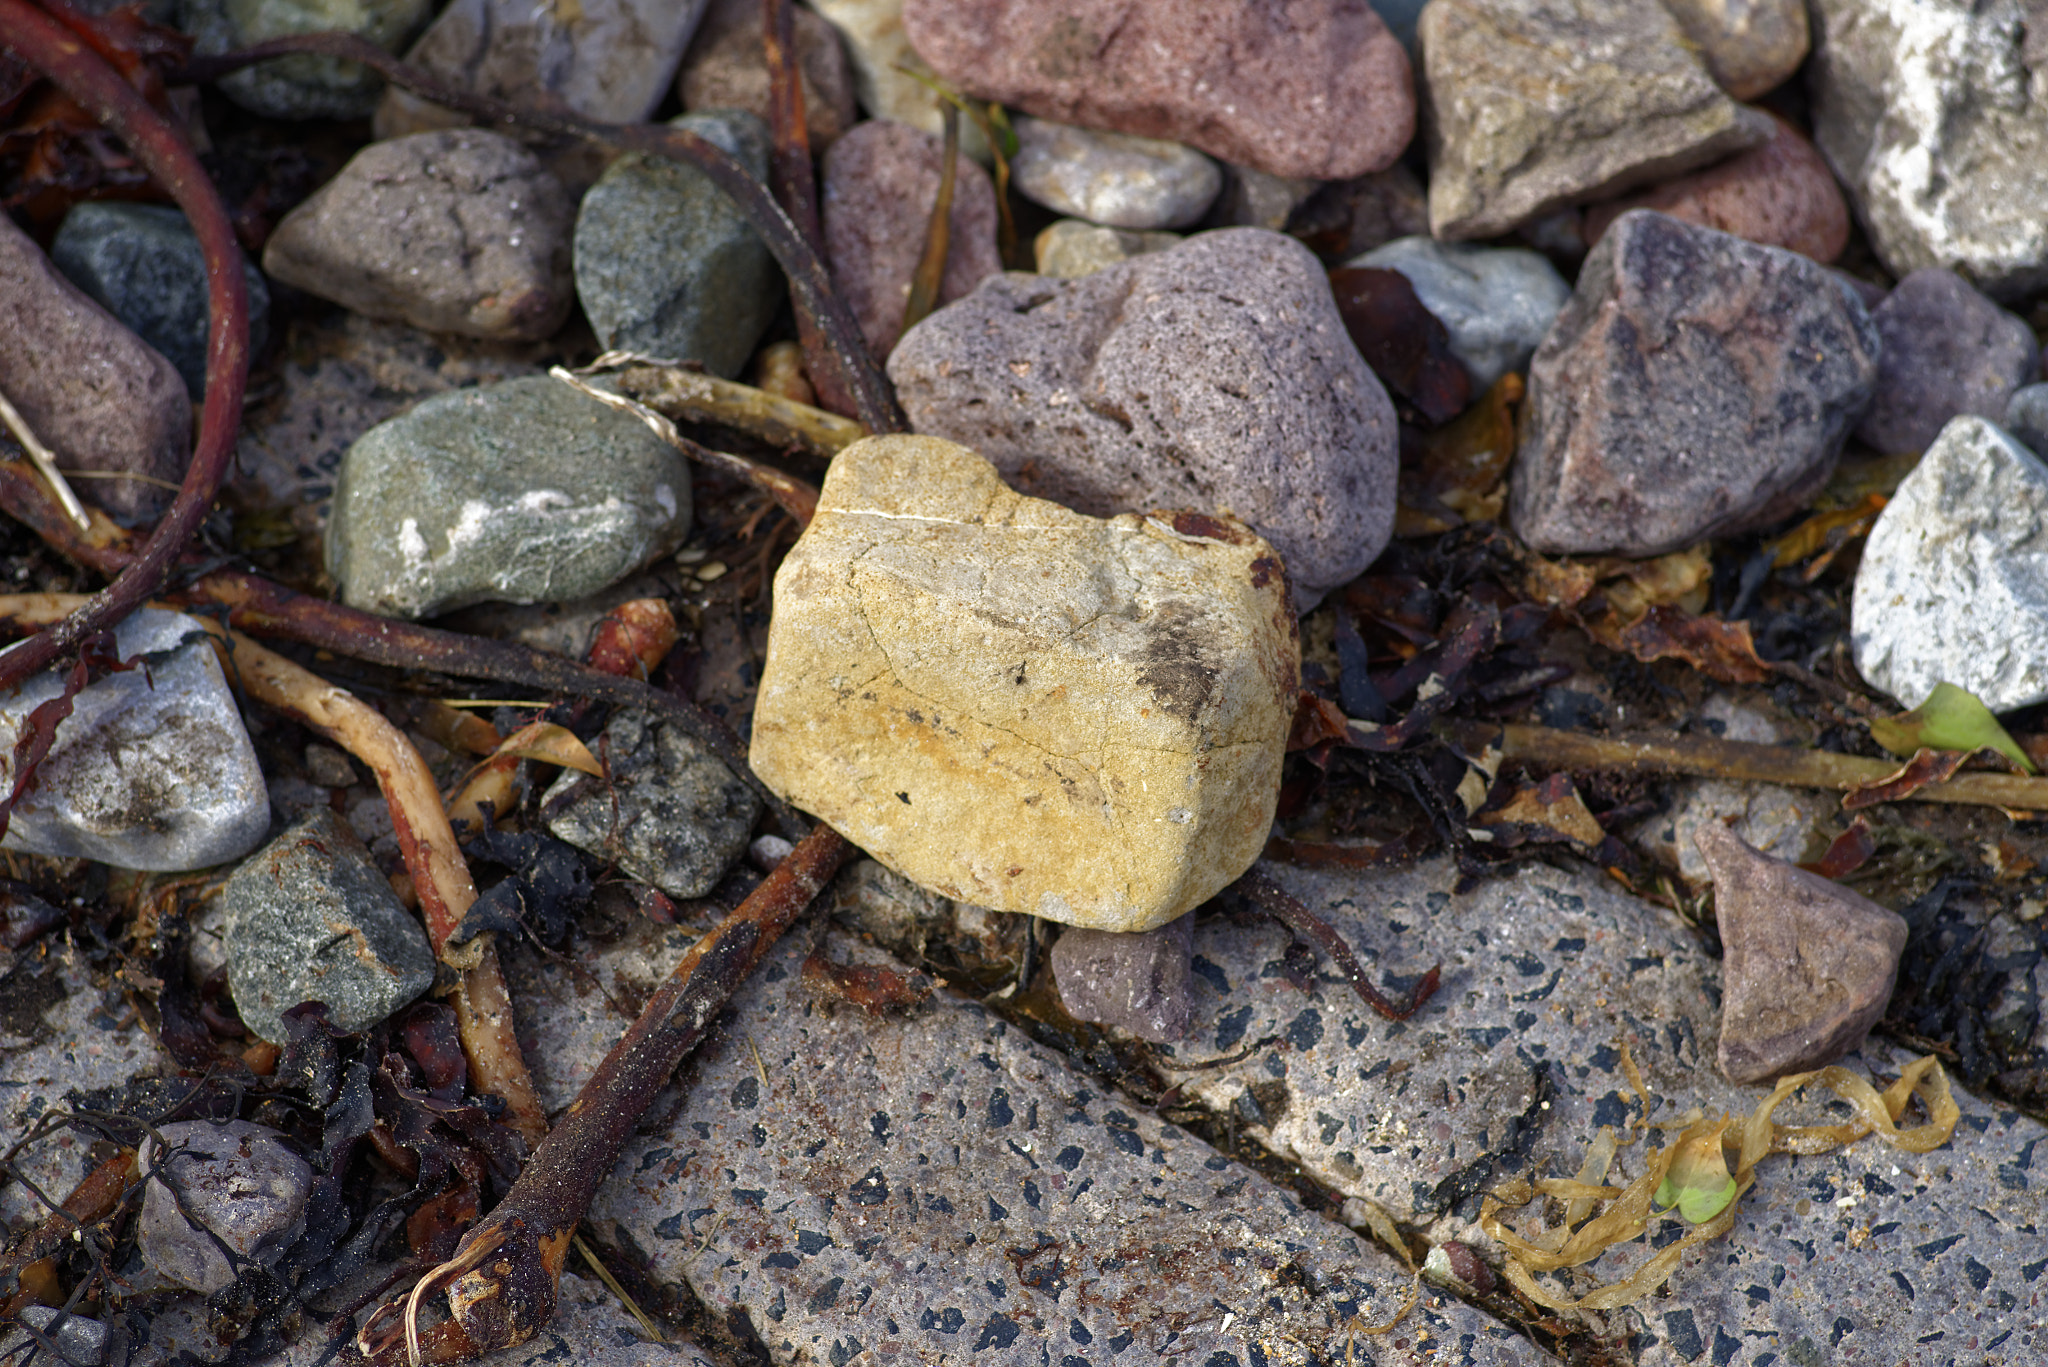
[[750, 435, 1299, 932]]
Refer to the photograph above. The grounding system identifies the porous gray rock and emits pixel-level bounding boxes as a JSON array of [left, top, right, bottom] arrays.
[[220, 808, 436, 1042], [1418, 0, 1774, 240], [1852, 267, 2040, 456], [1695, 821, 1908, 1083], [263, 130, 575, 342], [1661, 0, 1810, 100], [0, 609, 268, 871], [0, 212, 190, 525], [1808, 0, 2048, 300], [1851, 415, 2048, 713], [540, 708, 761, 900], [678, 0, 857, 150], [903, 0, 1415, 181], [136, 1120, 313, 1294], [1509, 210, 1880, 557], [325, 375, 692, 619], [1347, 236, 1571, 391], [821, 118, 1002, 357], [1008, 116, 1220, 230], [572, 109, 780, 378], [1031, 219, 1179, 279], [2007, 382, 2048, 459], [50, 201, 269, 398], [178, 0, 431, 119], [889, 228, 1398, 603], [375, 0, 710, 140], [1051, 915, 1194, 1043]]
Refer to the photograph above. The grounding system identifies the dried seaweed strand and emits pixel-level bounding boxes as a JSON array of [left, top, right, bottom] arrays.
[[901, 101, 959, 335], [1233, 866, 1441, 1021]]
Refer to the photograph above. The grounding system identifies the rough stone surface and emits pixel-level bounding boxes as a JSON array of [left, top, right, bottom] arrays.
[[1636, 779, 1828, 887], [1852, 267, 2040, 457], [902, 0, 1415, 181], [1201, 162, 1319, 231], [50, 201, 270, 398], [1696, 821, 1909, 1083], [220, 808, 436, 1043], [1581, 114, 1851, 264], [1031, 219, 1178, 279], [573, 109, 780, 378], [263, 130, 575, 342], [2007, 382, 2048, 460], [325, 375, 692, 619], [1851, 415, 2048, 713], [539, 708, 761, 900], [1009, 116, 1220, 230], [1418, 0, 1775, 240], [179, 0, 432, 119], [890, 229, 1398, 603], [1661, 0, 1810, 100], [1348, 236, 1571, 391], [750, 435, 1298, 933], [1051, 916, 1193, 1043], [17, 1306, 107, 1366], [807, 0, 992, 162], [1808, 0, 2048, 300], [679, 0, 857, 150], [580, 927, 1528, 1367], [375, 0, 709, 140], [0, 211, 190, 525], [1510, 210, 1880, 557], [0, 609, 269, 872], [821, 118, 1002, 357], [136, 1120, 313, 1295]]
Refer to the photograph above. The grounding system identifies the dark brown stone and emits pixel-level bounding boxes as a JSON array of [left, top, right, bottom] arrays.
[[1694, 821, 1908, 1085], [1509, 209, 1879, 557], [678, 0, 859, 151], [820, 118, 1002, 359], [901, 0, 1414, 181], [1328, 266, 1472, 425], [0, 213, 190, 525]]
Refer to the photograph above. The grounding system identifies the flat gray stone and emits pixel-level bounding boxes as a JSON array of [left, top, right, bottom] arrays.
[[220, 808, 436, 1043], [1418, 0, 1774, 240], [573, 109, 781, 378], [1509, 210, 1879, 557], [889, 228, 1398, 605], [1852, 267, 2040, 457], [0, 211, 190, 525], [1809, 0, 2048, 300], [539, 707, 760, 900], [0, 609, 269, 871], [179, 0, 431, 119], [1010, 116, 1220, 230], [325, 374, 692, 619], [1851, 415, 2048, 712], [1031, 219, 1180, 279], [18, 1306, 106, 1366], [50, 201, 269, 398], [1347, 236, 1571, 391], [263, 130, 575, 343], [136, 1120, 312, 1295], [578, 928, 1527, 1366]]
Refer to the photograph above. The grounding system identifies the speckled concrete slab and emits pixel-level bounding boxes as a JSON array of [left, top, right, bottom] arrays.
[[577, 930, 1534, 1366]]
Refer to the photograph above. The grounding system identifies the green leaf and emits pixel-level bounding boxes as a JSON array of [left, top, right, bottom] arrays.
[[1869, 681, 2036, 775], [1652, 1122, 1737, 1224]]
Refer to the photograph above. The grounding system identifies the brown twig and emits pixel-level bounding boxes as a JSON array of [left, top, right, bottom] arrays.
[[175, 30, 903, 435], [1232, 867, 1441, 1022], [901, 101, 959, 336], [0, 0, 250, 693], [356, 823, 853, 1366]]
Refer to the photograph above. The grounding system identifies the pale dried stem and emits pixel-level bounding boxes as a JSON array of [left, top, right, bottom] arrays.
[[577, 354, 866, 457], [0, 387, 89, 533]]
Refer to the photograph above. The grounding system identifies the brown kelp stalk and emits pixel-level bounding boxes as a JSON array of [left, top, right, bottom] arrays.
[[1233, 867, 1440, 1021], [178, 30, 903, 434], [901, 101, 959, 334], [358, 825, 853, 1367], [0, 0, 249, 693]]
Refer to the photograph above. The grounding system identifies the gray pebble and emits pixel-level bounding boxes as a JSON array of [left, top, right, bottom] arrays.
[[1348, 235, 1571, 390], [325, 375, 692, 619], [2006, 382, 2048, 460], [179, 0, 431, 119], [221, 808, 436, 1043], [18, 1307, 106, 1367], [50, 202, 269, 398], [573, 109, 782, 378], [136, 1120, 312, 1295], [1852, 266, 2040, 456], [1031, 219, 1179, 279], [1009, 116, 1220, 230]]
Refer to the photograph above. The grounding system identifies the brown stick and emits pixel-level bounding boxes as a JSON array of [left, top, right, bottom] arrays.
[[176, 31, 903, 436], [1233, 867, 1440, 1022], [0, 0, 250, 693], [358, 824, 854, 1366]]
